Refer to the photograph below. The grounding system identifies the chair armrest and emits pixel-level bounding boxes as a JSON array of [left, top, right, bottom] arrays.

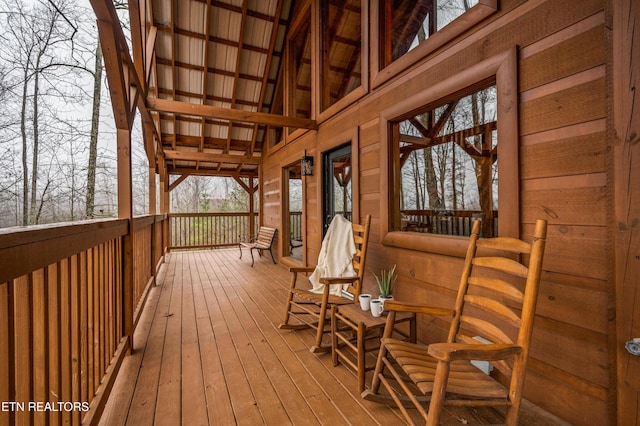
[[289, 266, 315, 273], [427, 343, 522, 362], [384, 300, 454, 317], [318, 276, 358, 285]]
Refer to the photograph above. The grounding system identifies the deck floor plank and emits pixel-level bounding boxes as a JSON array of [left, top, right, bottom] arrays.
[[153, 251, 185, 426], [191, 252, 237, 425], [100, 249, 569, 426], [127, 253, 176, 426], [181, 252, 209, 425]]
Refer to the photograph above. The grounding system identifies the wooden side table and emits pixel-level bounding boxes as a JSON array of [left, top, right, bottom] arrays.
[[330, 302, 416, 393]]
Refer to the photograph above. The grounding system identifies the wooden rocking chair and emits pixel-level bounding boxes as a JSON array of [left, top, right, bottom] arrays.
[[363, 219, 548, 426], [279, 215, 371, 353]]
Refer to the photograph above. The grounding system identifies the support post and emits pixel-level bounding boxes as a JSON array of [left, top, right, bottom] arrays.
[[249, 176, 256, 239], [117, 128, 134, 353]]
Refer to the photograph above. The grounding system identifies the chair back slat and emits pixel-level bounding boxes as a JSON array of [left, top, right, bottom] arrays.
[[459, 316, 515, 345], [350, 215, 371, 297], [476, 237, 532, 254], [472, 257, 529, 278], [467, 277, 524, 304], [256, 227, 277, 246], [463, 295, 522, 328]]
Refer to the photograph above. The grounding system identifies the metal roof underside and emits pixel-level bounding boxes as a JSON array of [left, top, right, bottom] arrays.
[[148, 0, 294, 178]]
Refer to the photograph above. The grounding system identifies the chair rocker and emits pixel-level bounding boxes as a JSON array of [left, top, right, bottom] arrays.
[[363, 219, 548, 426], [279, 215, 371, 353]]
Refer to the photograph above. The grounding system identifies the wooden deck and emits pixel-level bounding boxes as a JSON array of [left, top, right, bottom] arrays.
[[99, 249, 569, 426]]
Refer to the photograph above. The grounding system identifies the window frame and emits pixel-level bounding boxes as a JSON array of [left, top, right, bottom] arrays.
[[380, 47, 519, 257], [316, 0, 369, 121], [285, 1, 314, 127], [371, 0, 498, 89]]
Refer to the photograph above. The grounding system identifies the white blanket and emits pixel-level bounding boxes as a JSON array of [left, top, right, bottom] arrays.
[[309, 214, 356, 296]]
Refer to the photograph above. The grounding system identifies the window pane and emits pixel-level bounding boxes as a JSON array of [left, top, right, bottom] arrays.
[[383, 0, 479, 65], [321, 0, 362, 111], [288, 12, 312, 121], [396, 85, 498, 237]]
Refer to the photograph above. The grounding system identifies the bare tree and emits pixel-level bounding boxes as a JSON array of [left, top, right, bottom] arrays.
[[85, 40, 102, 218]]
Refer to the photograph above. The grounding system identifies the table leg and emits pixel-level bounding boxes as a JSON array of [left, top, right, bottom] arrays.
[[357, 322, 366, 393]]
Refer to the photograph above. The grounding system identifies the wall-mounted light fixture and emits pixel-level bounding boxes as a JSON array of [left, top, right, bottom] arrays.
[[301, 152, 314, 176]]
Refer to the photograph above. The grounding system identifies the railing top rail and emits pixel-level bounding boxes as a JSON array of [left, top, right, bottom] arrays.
[[0, 218, 128, 249], [401, 209, 498, 218], [0, 215, 168, 284], [169, 212, 255, 218]]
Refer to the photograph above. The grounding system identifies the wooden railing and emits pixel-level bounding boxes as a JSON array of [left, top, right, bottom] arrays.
[[0, 214, 168, 425], [401, 209, 499, 237], [169, 212, 258, 250], [290, 211, 302, 241]]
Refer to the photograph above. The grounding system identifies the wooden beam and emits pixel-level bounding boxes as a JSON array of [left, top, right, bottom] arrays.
[[145, 26, 157, 86], [233, 176, 250, 193], [167, 167, 258, 178], [168, 174, 188, 192], [90, 0, 160, 140], [162, 149, 261, 164], [97, 20, 129, 130], [128, 0, 145, 92], [117, 128, 132, 219], [148, 166, 156, 215], [146, 98, 318, 129]]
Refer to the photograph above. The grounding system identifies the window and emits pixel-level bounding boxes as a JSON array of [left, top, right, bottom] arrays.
[[381, 0, 480, 67], [320, 0, 363, 111], [374, 0, 497, 86], [393, 83, 498, 238], [287, 7, 312, 126], [382, 48, 518, 253]]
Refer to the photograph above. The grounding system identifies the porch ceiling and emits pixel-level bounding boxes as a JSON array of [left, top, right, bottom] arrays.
[[146, 0, 303, 178]]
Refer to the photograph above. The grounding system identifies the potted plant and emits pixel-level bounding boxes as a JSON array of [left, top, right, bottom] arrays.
[[371, 265, 397, 306]]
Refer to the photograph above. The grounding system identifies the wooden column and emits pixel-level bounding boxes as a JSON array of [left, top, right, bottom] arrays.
[[613, 1, 640, 425], [249, 176, 256, 238], [148, 167, 156, 215], [158, 156, 170, 254], [116, 129, 134, 353], [117, 129, 132, 219]]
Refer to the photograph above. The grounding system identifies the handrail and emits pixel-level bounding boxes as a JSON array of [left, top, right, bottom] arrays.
[[0, 219, 129, 284]]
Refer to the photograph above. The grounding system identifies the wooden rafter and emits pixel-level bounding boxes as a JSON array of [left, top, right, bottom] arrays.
[[250, 0, 284, 157], [199, 0, 213, 172], [225, 0, 249, 159], [170, 0, 177, 171], [147, 98, 317, 129]]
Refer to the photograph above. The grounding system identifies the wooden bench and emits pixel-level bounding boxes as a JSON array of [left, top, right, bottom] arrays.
[[238, 227, 277, 266]]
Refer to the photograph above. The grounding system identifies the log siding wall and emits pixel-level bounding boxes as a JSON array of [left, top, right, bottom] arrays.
[[262, 0, 617, 424]]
